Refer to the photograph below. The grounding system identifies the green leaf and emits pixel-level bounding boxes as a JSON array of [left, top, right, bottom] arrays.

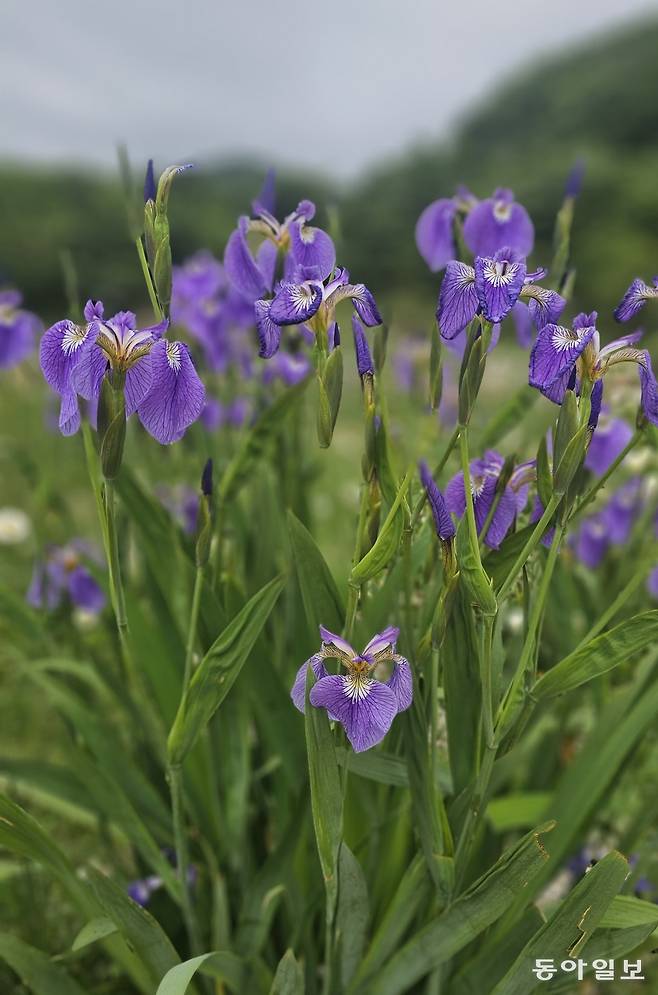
[[350, 468, 412, 584], [316, 346, 344, 448], [219, 378, 310, 502], [599, 894, 658, 929], [552, 388, 579, 472], [269, 949, 304, 995], [456, 516, 497, 616], [352, 823, 552, 994], [168, 575, 284, 762], [536, 434, 553, 508], [450, 905, 545, 995], [86, 867, 180, 986], [429, 325, 443, 410], [71, 917, 118, 952], [486, 792, 553, 832], [492, 852, 629, 994], [0, 934, 90, 995], [155, 951, 245, 995], [478, 384, 538, 449], [532, 610, 658, 699], [304, 665, 342, 922], [336, 748, 409, 788], [287, 510, 344, 636], [336, 843, 369, 988], [553, 423, 589, 496]]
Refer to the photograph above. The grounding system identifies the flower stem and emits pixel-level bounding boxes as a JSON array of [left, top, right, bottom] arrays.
[[167, 763, 204, 958], [459, 425, 482, 567], [135, 235, 164, 322], [184, 566, 204, 691], [496, 493, 561, 603]]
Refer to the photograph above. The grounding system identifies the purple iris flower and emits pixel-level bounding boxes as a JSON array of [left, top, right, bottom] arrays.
[[529, 311, 658, 424], [0, 289, 42, 368], [415, 187, 533, 272], [291, 625, 412, 753], [585, 409, 634, 475], [614, 276, 658, 323], [256, 266, 381, 359], [171, 252, 255, 375], [463, 188, 534, 259], [224, 196, 335, 303], [437, 251, 565, 341], [599, 478, 642, 544], [352, 314, 374, 377], [200, 396, 251, 431], [27, 541, 105, 614], [572, 515, 609, 568], [419, 461, 455, 540], [40, 300, 205, 443], [445, 451, 532, 549]]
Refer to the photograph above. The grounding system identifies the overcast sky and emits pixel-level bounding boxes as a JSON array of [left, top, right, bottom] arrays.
[[2, 0, 655, 181]]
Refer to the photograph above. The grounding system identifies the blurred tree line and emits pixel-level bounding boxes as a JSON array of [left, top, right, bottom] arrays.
[[2, 17, 658, 325]]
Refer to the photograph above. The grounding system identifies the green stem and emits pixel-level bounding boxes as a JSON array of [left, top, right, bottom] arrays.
[[135, 235, 163, 321], [104, 481, 130, 663], [459, 426, 482, 567], [453, 742, 496, 889], [344, 463, 372, 643], [184, 567, 204, 691], [167, 763, 204, 958], [571, 428, 643, 522], [479, 615, 495, 749], [411, 425, 460, 529], [496, 493, 561, 603]]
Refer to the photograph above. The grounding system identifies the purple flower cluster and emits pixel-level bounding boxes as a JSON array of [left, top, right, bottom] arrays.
[[572, 479, 643, 568], [27, 541, 105, 614], [40, 300, 205, 443], [223, 179, 381, 358], [291, 626, 412, 752], [445, 450, 534, 549], [0, 289, 42, 369]]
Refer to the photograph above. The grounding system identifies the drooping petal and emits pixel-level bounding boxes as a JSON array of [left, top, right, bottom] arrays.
[[474, 252, 527, 324], [136, 340, 205, 444], [363, 627, 400, 658], [290, 653, 329, 712], [587, 378, 604, 431], [386, 656, 413, 712], [352, 314, 374, 376], [614, 278, 658, 323], [522, 287, 567, 329], [40, 319, 90, 393], [254, 299, 282, 358], [445, 470, 467, 518], [474, 477, 518, 549], [511, 301, 534, 348], [351, 285, 382, 327], [463, 189, 534, 258], [125, 353, 154, 415], [419, 460, 455, 539], [319, 626, 355, 659], [289, 221, 336, 282], [638, 351, 658, 426], [415, 198, 457, 272], [436, 262, 478, 339], [529, 321, 597, 402], [59, 389, 81, 436], [269, 282, 323, 326], [67, 566, 106, 613], [309, 675, 398, 752], [224, 217, 269, 301]]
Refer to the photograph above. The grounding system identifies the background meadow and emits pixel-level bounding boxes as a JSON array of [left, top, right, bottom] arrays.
[[2, 11, 658, 995]]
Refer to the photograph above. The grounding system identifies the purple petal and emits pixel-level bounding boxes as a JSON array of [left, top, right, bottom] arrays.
[[531, 496, 555, 548], [59, 390, 81, 436], [352, 315, 374, 376], [444, 470, 467, 518], [463, 189, 534, 258], [0, 311, 39, 368], [529, 321, 597, 401], [386, 657, 413, 712], [84, 300, 105, 322], [647, 566, 658, 599], [71, 340, 107, 400], [415, 198, 457, 272], [290, 653, 329, 712], [255, 299, 282, 358], [511, 301, 534, 348], [351, 285, 382, 327], [136, 340, 205, 444], [224, 217, 269, 301], [474, 477, 518, 549], [125, 353, 154, 415], [362, 627, 400, 657], [289, 221, 336, 282], [269, 282, 323, 326], [614, 278, 658, 323], [638, 351, 658, 426], [436, 262, 478, 339], [40, 320, 90, 393], [474, 252, 527, 324], [574, 516, 608, 568], [588, 378, 604, 431], [252, 168, 276, 216], [319, 626, 355, 658], [525, 289, 567, 330], [586, 414, 633, 474], [67, 566, 106, 613], [419, 460, 455, 539], [309, 675, 398, 752]]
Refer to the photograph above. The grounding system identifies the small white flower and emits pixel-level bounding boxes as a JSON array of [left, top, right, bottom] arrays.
[[0, 508, 31, 545]]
